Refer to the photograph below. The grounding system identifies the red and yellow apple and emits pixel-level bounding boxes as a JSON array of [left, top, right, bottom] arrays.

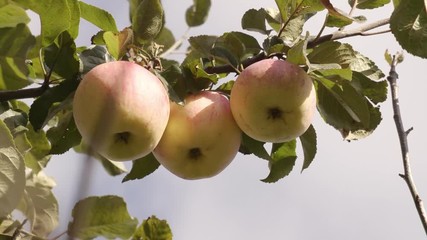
[[73, 61, 170, 161], [230, 59, 316, 143], [153, 91, 241, 180]]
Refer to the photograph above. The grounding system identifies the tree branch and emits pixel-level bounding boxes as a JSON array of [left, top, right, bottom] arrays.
[[204, 52, 267, 74], [0, 84, 49, 102], [206, 18, 391, 75], [308, 17, 390, 48], [387, 55, 427, 235]]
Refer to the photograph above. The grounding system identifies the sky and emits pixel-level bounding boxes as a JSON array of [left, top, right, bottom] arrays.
[[26, 0, 427, 239]]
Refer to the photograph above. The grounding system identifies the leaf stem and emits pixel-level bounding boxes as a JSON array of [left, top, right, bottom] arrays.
[[387, 55, 427, 235]]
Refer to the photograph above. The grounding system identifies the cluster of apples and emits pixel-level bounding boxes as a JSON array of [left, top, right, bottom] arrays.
[[72, 59, 316, 180]]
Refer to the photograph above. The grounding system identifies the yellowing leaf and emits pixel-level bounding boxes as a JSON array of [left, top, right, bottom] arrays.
[[68, 195, 138, 239], [0, 120, 25, 217]]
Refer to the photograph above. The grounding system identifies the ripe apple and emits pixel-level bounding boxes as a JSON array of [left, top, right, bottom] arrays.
[[73, 61, 170, 161], [153, 91, 241, 180], [230, 59, 316, 143]]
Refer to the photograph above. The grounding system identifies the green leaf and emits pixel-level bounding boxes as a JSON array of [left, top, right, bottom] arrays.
[[68, 195, 138, 239], [129, 0, 142, 22], [0, 4, 30, 28], [314, 74, 381, 140], [0, 23, 36, 90], [308, 41, 374, 72], [390, 0, 427, 58], [279, 14, 306, 43], [188, 35, 217, 58], [0, 109, 27, 131], [93, 28, 134, 60], [0, 219, 20, 237], [181, 59, 219, 92], [351, 72, 388, 105], [0, 120, 25, 217], [186, 0, 211, 27], [132, 0, 164, 43], [274, 0, 289, 22], [156, 70, 184, 104], [79, 45, 115, 74], [18, 173, 58, 237], [286, 34, 309, 65], [241, 9, 269, 34], [133, 216, 172, 240], [274, 0, 324, 23], [24, 125, 51, 173], [341, 102, 382, 141], [99, 158, 127, 176], [155, 27, 176, 52], [314, 71, 370, 127], [325, 12, 354, 28], [29, 78, 79, 131], [262, 140, 297, 183], [79, 1, 118, 33], [349, 0, 391, 9], [13, 0, 80, 46], [211, 31, 261, 66], [299, 125, 317, 171], [102, 31, 121, 60], [349, 51, 385, 80], [0, 109, 31, 155], [239, 133, 270, 160], [122, 153, 160, 182], [308, 41, 354, 66], [215, 80, 235, 95], [263, 35, 289, 56], [46, 110, 81, 155], [44, 31, 79, 79]]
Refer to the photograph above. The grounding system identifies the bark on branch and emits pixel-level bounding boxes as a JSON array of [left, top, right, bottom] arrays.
[[387, 55, 427, 235]]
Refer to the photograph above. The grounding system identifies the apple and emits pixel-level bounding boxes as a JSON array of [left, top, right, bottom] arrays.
[[73, 61, 170, 161], [230, 58, 316, 143], [153, 91, 241, 180]]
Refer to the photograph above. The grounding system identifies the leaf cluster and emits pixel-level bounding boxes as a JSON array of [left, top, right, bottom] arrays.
[[0, 0, 426, 238]]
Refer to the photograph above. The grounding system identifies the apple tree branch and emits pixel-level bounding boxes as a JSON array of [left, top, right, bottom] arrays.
[[387, 54, 427, 235], [0, 18, 391, 101]]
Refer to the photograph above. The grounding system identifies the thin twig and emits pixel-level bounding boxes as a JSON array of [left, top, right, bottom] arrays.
[[387, 55, 427, 235], [339, 0, 358, 31], [159, 28, 191, 58]]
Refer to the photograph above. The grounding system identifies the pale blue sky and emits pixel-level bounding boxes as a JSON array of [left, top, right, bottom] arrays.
[[27, 1, 427, 239]]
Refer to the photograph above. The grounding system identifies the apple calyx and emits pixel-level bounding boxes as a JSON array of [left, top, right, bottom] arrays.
[[153, 91, 242, 180], [188, 147, 203, 160]]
